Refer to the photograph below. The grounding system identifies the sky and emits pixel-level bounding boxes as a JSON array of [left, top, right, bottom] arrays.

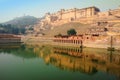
[[0, 0, 120, 23]]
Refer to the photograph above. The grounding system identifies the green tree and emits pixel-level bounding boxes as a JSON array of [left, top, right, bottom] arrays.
[[28, 27, 34, 30], [67, 28, 77, 36]]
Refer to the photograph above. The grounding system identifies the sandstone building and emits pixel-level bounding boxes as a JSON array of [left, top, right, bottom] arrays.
[[34, 6, 120, 34], [41, 6, 120, 25]]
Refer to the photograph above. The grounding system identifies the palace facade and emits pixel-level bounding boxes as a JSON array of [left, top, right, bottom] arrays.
[[39, 6, 120, 26], [33, 6, 120, 35]]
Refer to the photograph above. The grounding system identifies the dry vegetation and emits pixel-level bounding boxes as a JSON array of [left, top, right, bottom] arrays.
[[43, 22, 90, 37]]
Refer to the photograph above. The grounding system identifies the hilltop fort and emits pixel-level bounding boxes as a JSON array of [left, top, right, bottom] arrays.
[[33, 6, 120, 36]]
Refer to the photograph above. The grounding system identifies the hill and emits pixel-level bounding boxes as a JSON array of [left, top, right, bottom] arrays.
[[4, 15, 38, 28], [0, 16, 39, 34], [43, 22, 91, 37]]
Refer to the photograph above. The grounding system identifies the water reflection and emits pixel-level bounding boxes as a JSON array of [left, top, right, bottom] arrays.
[[35, 45, 120, 78], [0, 44, 120, 79], [0, 43, 37, 58]]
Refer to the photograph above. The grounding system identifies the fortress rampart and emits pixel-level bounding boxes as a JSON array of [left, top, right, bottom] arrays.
[[42, 6, 120, 25], [33, 6, 120, 34]]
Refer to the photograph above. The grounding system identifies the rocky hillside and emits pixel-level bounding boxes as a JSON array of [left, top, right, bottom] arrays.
[[42, 22, 91, 37]]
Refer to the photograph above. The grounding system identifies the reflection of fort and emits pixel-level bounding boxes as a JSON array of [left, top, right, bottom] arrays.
[[53, 46, 83, 57], [35, 45, 120, 78]]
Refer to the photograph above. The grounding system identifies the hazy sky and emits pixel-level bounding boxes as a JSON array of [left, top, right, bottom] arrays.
[[0, 0, 120, 23]]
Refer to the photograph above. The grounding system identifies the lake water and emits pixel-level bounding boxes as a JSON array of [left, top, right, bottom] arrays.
[[0, 43, 120, 80]]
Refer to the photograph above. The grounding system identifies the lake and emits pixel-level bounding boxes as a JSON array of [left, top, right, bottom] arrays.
[[0, 43, 120, 80]]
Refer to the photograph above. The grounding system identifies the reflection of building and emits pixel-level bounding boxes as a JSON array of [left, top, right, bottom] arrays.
[[37, 45, 120, 77], [53, 46, 83, 57], [53, 46, 120, 64], [27, 44, 120, 78]]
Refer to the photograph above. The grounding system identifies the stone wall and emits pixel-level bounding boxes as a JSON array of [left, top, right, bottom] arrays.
[[49, 6, 100, 22], [0, 34, 21, 43], [34, 6, 120, 32], [45, 6, 120, 24]]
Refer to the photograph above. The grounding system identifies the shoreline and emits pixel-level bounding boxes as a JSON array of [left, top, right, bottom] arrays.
[[22, 36, 120, 51]]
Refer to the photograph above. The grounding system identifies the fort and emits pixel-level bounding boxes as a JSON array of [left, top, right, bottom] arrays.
[[36, 6, 120, 27], [31, 6, 120, 49], [33, 6, 120, 35]]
